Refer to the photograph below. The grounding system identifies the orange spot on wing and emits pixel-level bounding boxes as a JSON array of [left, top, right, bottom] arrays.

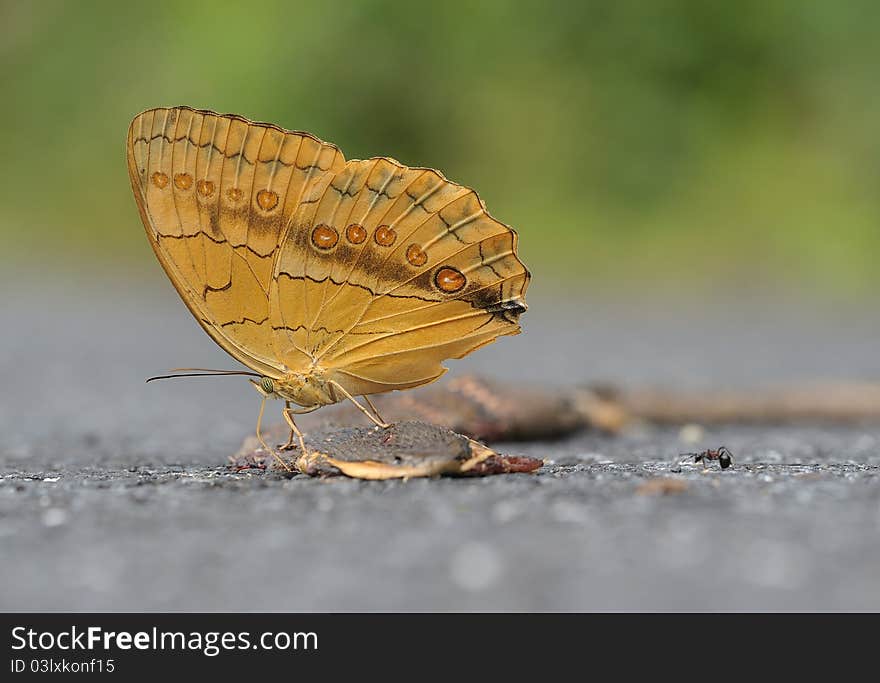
[[374, 225, 396, 246], [346, 224, 367, 244], [227, 187, 243, 202], [151, 171, 169, 188], [256, 189, 279, 211], [174, 173, 193, 190], [197, 179, 215, 197], [406, 243, 428, 266], [311, 224, 339, 250], [435, 267, 466, 293]]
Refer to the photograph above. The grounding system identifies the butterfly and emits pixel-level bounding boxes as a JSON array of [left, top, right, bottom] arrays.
[[127, 106, 529, 469]]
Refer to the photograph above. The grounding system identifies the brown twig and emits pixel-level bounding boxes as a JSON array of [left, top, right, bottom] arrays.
[[587, 382, 880, 425]]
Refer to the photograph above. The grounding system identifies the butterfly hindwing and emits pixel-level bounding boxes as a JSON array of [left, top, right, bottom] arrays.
[[269, 156, 529, 395]]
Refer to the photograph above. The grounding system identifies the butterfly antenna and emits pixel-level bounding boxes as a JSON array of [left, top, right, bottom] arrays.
[[146, 368, 262, 383]]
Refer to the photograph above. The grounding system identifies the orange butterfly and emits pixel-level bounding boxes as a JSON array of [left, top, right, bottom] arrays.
[[127, 107, 529, 469]]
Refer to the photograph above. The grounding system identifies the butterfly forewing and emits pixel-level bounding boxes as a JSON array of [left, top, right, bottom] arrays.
[[127, 106, 344, 377]]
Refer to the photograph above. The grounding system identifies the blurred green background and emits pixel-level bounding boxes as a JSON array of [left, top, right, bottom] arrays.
[[2, 0, 878, 299]]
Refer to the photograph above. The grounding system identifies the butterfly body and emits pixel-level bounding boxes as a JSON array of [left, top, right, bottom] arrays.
[[128, 106, 528, 461]]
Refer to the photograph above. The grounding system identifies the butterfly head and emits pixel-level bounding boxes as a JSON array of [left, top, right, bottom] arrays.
[[249, 370, 334, 409], [250, 376, 281, 399]]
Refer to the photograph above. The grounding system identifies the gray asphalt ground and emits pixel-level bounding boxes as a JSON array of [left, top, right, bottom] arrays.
[[2, 272, 879, 610]]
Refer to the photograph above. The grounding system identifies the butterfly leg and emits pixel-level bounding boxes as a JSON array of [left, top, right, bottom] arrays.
[[279, 403, 320, 450], [279, 401, 296, 451], [362, 395, 389, 427], [256, 397, 293, 472], [282, 408, 310, 459], [329, 380, 391, 429]]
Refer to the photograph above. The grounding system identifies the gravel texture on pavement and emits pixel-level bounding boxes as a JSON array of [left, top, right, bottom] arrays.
[[2, 275, 879, 610]]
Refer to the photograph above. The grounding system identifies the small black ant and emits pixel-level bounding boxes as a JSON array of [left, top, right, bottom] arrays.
[[674, 446, 733, 471]]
